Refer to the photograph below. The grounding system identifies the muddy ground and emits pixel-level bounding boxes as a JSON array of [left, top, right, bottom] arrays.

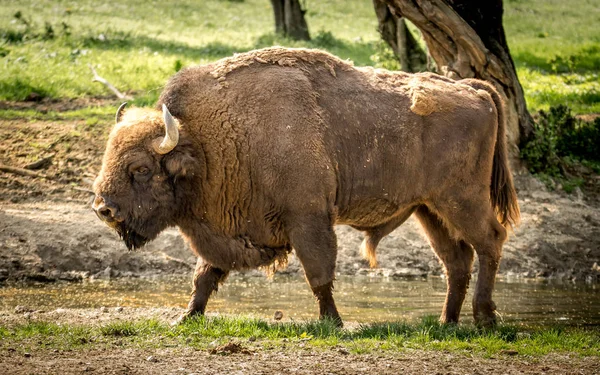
[[1, 113, 600, 284]]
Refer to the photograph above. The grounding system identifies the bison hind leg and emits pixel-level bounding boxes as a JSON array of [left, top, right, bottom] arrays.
[[426, 196, 507, 327]]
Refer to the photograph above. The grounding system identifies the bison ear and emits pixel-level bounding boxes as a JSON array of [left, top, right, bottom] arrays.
[[163, 150, 197, 180]]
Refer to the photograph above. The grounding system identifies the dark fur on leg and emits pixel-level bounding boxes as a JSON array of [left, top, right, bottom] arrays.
[[311, 281, 342, 327], [175, 261, 229, 324]]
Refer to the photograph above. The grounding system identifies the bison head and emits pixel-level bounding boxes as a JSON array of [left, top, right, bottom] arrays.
[[92, 103, 198, 250]]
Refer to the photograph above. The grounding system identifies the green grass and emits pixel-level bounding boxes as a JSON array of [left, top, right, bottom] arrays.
[[0, 106, 114, 122], [504, 0, 600, 113], [1, 0, 599, 114], [1, 315, 599, 357], [0, 0, 384, 103]]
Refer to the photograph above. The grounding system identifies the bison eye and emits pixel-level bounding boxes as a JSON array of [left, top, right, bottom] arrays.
[[129, 164, 152, 183], [133, 166, 150, 177], [134, 166, 150, 175]]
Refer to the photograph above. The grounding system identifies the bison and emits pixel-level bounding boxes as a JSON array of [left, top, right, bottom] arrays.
[[92, 47, 519, 327]]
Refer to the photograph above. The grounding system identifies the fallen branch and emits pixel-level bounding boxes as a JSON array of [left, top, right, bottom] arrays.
[[88, 64, 132, 100], [24, 155, 53, 170], [0, 164, 52, 179]]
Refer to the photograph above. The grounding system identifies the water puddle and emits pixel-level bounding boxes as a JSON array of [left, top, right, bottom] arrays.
[[1, 275, 598, 326]]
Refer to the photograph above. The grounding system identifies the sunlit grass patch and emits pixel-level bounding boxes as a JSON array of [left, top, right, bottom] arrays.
[[0, 0, 382, 102], [175, 315, 343, 340], [519, 69, 600, 114], [1, 315, 598, 356]]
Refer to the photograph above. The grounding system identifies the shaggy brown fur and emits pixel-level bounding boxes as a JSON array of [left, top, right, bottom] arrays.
[[93, 47, 519, 327]]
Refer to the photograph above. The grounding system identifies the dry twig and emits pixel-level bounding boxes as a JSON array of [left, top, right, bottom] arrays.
[[88, 64, 132, 100], [0, 164, 52, 179]]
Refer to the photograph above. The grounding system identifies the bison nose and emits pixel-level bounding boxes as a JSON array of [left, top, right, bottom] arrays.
[[97, 204, 117, 221], [92, 196, 121, 223]]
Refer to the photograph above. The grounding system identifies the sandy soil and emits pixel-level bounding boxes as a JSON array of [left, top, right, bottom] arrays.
[[2, 346, 597, 375], [1, 117, 600, 283]]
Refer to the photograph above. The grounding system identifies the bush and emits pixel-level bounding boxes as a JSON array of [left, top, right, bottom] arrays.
[[521, 105, 600, 177]]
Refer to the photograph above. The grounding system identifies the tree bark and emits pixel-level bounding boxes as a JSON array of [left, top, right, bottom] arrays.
[[373, 0, 427, 72], [381, 0, 533, 151], [270, 0, 310, 41]]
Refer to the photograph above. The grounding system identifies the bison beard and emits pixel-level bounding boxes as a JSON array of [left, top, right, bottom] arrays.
[[114, 221, 149, 250], [93, 47, 520, 328]]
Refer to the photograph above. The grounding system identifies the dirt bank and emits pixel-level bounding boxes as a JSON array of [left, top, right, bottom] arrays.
[[1, 118, 600, 283]]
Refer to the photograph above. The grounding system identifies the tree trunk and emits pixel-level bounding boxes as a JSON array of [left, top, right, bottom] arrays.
[[373, 0, 427, 72], [270, 0, 310, 41], [270, 0, 285, 35], [381, 0, 533, 152]]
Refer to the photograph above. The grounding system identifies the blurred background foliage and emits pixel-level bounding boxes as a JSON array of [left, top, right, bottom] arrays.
[[0, 0, 598, 112]]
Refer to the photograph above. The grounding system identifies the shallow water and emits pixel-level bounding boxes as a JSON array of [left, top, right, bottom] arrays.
[[1, 275, 598, 326]]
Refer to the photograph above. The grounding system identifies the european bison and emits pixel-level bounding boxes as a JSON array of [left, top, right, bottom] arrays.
[[93, 47, 519, 327]]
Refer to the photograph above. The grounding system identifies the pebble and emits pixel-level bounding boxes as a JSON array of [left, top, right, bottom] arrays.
[[273, 310, 283, 320], [100, 306, 109, 313], [115, 306, 124, 312], [24, 353, 31, 358], [146, 355, 158, 363]]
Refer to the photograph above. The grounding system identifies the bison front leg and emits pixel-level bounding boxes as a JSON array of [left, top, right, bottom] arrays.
[[288, 214, 342, 327], [176, 258, 229, 324]]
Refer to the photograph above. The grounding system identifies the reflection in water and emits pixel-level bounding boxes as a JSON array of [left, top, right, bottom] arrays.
[[1, 275, 598, 326]]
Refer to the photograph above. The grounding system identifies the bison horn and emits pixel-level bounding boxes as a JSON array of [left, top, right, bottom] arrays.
[[154, 104, 180, 154], [115, 102, 127, 124]]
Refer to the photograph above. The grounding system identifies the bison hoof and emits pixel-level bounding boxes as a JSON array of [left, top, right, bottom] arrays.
[[475, 314, 497, 328], [474, 311, 497, 328], [321, 315, 343, 328], [439, 317, 459, 325], [172, 310, 203, 326], [473, 300, 498, 328]]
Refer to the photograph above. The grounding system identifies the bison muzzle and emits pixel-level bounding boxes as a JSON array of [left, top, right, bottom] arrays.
[[93, 47, 519, 327]]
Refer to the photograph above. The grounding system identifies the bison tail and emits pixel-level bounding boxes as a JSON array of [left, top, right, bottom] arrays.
[[463, 80, 520, 228], [489, 85, 520, 228], [486, 83, 521, 228]]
